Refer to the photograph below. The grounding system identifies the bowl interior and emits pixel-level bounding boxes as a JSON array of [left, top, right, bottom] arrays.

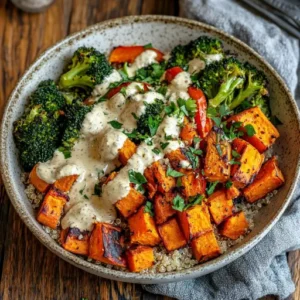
[[1, 16, 300, 284]]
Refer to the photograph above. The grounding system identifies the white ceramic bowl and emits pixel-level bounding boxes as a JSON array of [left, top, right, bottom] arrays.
[[1, 16, 300, 284]]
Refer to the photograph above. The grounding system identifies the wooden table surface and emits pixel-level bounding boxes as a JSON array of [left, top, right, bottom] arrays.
[[0, 0, 299, 299]]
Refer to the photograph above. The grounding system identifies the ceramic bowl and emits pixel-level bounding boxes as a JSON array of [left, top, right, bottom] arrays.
[[1, 16, 300, 284]]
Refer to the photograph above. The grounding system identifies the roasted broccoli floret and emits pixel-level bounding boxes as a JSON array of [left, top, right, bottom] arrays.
[[29, 80, 66, 113], [199, 57, 246, 108], [186, 36, 224, 63], [13, 105, 63, 171], [59, 101, 93, 157], [229, 63, 268, 110], [167, 45, 188, 69], [59, 47, 113, 90]]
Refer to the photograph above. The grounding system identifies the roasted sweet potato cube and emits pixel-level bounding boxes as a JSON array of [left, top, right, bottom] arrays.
[[89, 222, 126, 267], [231, 139, 264, 189], [54, 175, 79, 192], [158, 218, 187, 252], [165, 148, 191, 174], [29, 164, 50, 193], [152, 161, 176, 193], [180, 118, 198, 146], [144, 165, 157, 199], [208, 190, 234, 225], [227, 107, 280, 153], [115, 187, 145, 218], [118, 139, 137, 165], [243, 156, 284, 203], [37, 188, 68, 229], [178, 204, 213, 241], [126, 245, 154, 272], [204, 131, 231, 182], [181, 173, 206, 198], [230, 138, 249, 176], [154, 192, 176, 225], [191, 231, 221, 262], [225, 185, 240, 200], [219, 211, 249, 240], [104, 171, 118, 185], [60, 227, 89, 255], [128, 206, 161, 246]]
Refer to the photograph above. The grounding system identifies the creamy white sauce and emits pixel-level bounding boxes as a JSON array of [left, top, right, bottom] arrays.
[[92, 69, 122, 97], [205, 53, 223, 64], [36, 53, 194, 232], [188, 58, 206, 74], [127, 50, 158, 77]]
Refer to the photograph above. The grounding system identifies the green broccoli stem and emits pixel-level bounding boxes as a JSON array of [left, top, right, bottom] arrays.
[[208, 77, 244, 108], [229, 85, 262, 110], [59, 74, 95, 90]]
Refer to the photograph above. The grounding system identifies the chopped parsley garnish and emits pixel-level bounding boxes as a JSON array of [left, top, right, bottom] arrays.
[[232, 150, 241, 158], [225, 180, 233, 189], [144, 43, 153, 49], [184, 147, 201, 169], [83, 194, 89, 200], [172, 194, 185, 212], [244, 124, 256, 137], [206, 181, 219, 195], [152, 148, 161, 155], [160, 142, 169, 150], [166, 166, 184, 178], [229, 159, 241, 165], [119, 87, 127, 97], [157, 85, 168, 96], [144, 201, 154, 216], [216, 144, 223, 157], [185, 194, 204, 210], [193, 137, 201, 144], [119, 62, 129, 80], [128, 170, 147, 185], [93, 183, 102, 196], [108, 120, 123, 129]]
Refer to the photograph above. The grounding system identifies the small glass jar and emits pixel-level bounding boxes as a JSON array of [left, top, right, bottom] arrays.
[[10, 0, 55, 13]]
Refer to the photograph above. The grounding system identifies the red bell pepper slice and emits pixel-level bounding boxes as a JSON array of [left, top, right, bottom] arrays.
[[109, 46, 164, 64], [106, 82, 149, 99], [165, 66, 184, 83], [188, 86, 212, 139]]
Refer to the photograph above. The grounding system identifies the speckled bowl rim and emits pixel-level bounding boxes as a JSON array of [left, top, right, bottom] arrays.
[[1, 15, 300, 284]]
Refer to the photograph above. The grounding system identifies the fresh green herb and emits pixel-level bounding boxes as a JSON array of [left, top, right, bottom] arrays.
[[93, 183, 102, 196], [206, 181, 219, 195], [145, 138, 153, 146], [193, 137, 201, 144], [244, 124, 256, 137], [229, 159, 241, 165], [216, 144, 223, 157], [184, 147, 200, 169], [232, 150, 241, 158], [137, 184, 145, 194], [128, 170, 147, 185], [119, 87, 127, 97], [119, 62, 129, 80], [144, 43, 153, 49], [108, 120, 123, 129], [176, 177, 182, 187], [157, 85, 168, 96], [177, 98, 197, 118], [165, 134, 173, 141], [225, 180, 233, 189], [166, 166, 184, 178], [211, 116, 222, 127], [148, 115, 160, 136], [152, 148, 161, 155], [185, 194, 204, 210], [160, 142, 169, 150], [83, 194, 89, 200], [131, 112, 138, 120], [172, 194, 185, 212], [164, 102, 178, 116], [134, 63, 165, 85], [144, 201, 154, 216]]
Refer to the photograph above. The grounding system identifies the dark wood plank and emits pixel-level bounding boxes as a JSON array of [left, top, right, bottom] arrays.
[[0, 0, 297, 299]]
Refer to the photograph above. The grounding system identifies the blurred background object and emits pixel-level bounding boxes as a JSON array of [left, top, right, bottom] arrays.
[[10, 0, 55, 13]]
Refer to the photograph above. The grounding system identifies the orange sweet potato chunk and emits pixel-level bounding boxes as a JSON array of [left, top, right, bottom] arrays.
[[231, 139, 264, 189], [165, 148, 191, 174], [118, 139, 137, 166], [227, 107, 280, 153], [204, 131, 231, 183], [89, 222, 126, 267], [29, 164, 50, 193], [219, 211, 249, 240], [115, 187, 145, 218], [152, 161, 176, 193], [126, 245, 154, 272], [178, 204, 213, 241], [208, 190, 234, 225], [54, 175, 79, 192], [154, 192, 176, 225], [128, 206, 161, 246], [144, 165, 157, 199], [226, 185, 240, 200], [180, 118, 198, 146], [60, 227, 89, 255], [158, 218, 187, 252], [243, 156, 284, 203], [37, 188, 68, 229], [191, 231, 221, 262], [181, 173, 206, 198]]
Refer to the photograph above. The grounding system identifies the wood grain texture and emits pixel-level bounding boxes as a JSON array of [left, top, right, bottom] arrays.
[[0, 1, 298, 299]]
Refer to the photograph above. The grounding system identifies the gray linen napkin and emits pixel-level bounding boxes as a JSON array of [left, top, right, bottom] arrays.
[[144, 0, 300, 299]]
